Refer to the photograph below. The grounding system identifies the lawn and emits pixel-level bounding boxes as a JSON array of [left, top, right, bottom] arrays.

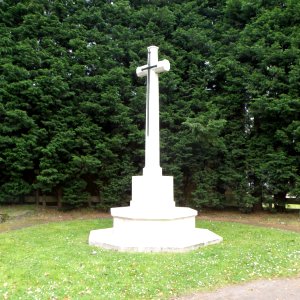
[[0, 219, 300, 299]]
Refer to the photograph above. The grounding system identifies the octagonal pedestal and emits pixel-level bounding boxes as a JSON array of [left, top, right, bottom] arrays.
[[89, 206, 222, 252]]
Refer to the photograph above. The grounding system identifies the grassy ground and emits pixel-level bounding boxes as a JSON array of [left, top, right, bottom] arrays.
[[1, 205, 299, 234], [0, 210, 300, 299]]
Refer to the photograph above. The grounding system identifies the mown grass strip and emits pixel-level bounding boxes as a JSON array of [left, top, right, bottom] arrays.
[[0, 219, 299, 299]]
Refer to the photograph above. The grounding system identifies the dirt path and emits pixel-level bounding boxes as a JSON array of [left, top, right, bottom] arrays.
[[0, 207, 108, 233], [1, 206, 299, 233], [175, 277, 300, 300], [185, 210, 300, 300], [1, 207, 299, 235], [200, 209, 300, 233]]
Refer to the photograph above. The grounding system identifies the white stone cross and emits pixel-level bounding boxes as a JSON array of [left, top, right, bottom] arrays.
[[88, 45, 223, 252], [136, 46, 170, 177]]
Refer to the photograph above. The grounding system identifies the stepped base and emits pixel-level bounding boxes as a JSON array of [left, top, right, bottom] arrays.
[[89, 227, 222, 252], [88, 206, 222, 252]]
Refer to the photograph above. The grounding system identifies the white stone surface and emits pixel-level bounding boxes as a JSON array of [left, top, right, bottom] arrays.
[[111, 207, 196, 235], [89, 227, 222, 253], [137, 46, 170, 177], [88, 46, 223, 252], [130, 175, 175, 210], [89, 205, 223, 252]]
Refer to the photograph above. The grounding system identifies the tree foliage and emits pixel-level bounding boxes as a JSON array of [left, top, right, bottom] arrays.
[[0, 0, 299, 210]]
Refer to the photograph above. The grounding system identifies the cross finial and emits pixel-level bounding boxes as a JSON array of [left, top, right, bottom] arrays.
[[136, 46, 170, 78]]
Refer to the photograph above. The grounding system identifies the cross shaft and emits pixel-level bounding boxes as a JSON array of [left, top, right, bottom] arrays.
[[136, 46, 170, 177]]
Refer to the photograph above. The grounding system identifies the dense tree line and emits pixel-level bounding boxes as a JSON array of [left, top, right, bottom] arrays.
[[0, 0, 299, 211]]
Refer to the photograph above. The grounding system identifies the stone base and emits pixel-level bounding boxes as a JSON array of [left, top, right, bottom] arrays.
[[89, 227, 221, 252], [130, 175, 175, 210], [89, 206, 222, 252]]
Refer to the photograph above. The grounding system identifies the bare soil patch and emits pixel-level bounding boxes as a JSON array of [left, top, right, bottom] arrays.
[[200, 209, 300, 233], [0, 206, 108, 233], [0, 205, 299, 233]]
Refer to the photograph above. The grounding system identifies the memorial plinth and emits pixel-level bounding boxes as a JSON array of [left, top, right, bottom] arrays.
[[89, 46, 222, 252]]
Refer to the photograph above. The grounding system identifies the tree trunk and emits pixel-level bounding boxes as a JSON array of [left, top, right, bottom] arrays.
[[57, 187, 63, 209], [274, 192, 286, 212], [182, 173, 195, 207], [87, 197, 92, 208], [35, 189, 40, 206], [253, 200, 263, 212], [42, 194, 46, 208], [253, 189, 263, 212]]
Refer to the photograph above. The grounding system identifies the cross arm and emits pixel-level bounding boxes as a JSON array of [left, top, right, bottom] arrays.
[[136, 59, 170, 78]]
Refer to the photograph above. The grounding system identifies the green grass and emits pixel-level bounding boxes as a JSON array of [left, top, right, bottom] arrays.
[[0, 220, 300, 299], [0, 205, 36, 217]]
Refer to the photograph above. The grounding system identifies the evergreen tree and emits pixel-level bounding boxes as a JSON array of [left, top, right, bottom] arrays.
[[0, 0, 299, 211]]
